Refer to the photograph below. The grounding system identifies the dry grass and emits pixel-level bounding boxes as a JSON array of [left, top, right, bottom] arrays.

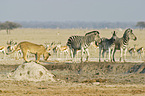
[[0, 28, 143, 46], [0, 28, 144, 60], [0, 28, 145, 96]]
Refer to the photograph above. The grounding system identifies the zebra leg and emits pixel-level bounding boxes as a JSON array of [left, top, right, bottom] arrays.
[[99, 47, 102, 62], [107, 48, 111, 62], [110, 48, 114, 62], [73, 49, 77, 62], [69, 48, 73, 59], [80, 47, 85, 63], [108, 48, 111, 61], [113, 49, 116, 62], [120, 48, 123, 62], [85, 48, 90, 62], [102, 49, 105, 62], [123, 48, 127, 62], [105, 50, 108, 62]]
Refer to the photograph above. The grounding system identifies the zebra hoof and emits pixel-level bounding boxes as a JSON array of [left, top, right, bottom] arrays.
[[85, 60, 88, 63], [119, 58, 122, 62], [113, 59, 116, 62], [99, 59, 101, 62], [111, 60, 113, 62], [104, 60, 107, 62]]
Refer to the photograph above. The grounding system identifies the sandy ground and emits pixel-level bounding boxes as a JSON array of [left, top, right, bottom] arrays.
[[0, 59, 145, 96], [0, 27, 144, 95]]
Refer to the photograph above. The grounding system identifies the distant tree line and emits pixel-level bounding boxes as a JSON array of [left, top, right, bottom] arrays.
[[0, 21, 22, 34], [136, 21, 145, 29], [0, 21, 145, 32], [18, 21, 137, 29]]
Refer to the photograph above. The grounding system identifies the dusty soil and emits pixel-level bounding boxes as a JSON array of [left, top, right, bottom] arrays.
[[0, 60, 145, 96], [0, 27, 144, 95]]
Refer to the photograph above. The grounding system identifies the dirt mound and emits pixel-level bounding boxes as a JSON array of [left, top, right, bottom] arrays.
[[8, 62, 55, 82]]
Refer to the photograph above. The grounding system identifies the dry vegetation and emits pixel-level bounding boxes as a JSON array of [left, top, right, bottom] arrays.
[[0, 28, 145, 96], [0, 28, 144, 59], [0, 28, 144, 47]]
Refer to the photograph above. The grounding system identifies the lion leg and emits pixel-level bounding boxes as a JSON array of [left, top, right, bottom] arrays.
[[35, 53, 40, 64], [22, 49, 30, 63]]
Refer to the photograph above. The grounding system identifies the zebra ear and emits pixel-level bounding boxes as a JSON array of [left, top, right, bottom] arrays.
[[111, 31, 118, 35], [130, 29, 133, 33], [96, 31, 99, 35], [113, 31, 116, 35]]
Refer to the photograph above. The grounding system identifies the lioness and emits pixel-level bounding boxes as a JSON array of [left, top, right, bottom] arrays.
[[6, 41, 51, 63]]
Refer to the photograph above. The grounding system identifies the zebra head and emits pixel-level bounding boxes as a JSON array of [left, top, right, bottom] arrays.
[[124, 28, 137, 41], [112, 31, 117, 42]]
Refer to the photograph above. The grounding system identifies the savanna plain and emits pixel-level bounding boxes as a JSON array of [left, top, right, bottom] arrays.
[[0, 28, 145, 96]]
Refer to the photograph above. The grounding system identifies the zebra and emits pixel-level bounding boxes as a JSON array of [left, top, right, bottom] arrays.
[[112, 28, 137, 62], [95, 31, 117, 62], [67, 30, 100, 63]]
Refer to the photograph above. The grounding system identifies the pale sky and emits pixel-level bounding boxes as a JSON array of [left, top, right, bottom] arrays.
[[0, 0, 145, 22]]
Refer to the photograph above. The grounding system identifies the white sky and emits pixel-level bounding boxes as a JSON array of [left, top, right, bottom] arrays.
[[0, 0, 145, 22]]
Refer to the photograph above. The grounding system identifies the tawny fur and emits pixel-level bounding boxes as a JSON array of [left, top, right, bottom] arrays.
[[6, 41, 51, 63]]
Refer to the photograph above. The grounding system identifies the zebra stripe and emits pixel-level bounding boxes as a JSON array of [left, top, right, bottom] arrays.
[[67, 30, 100, 63], [96, 31, 117, 62], [112, 28, 137, 62]]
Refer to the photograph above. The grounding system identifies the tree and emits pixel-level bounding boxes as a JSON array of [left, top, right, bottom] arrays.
[[0, 21, 22, 34], [136, 21, 145, 29]]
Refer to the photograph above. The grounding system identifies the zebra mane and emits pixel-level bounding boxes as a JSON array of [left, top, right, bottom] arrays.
[[85, 31, 99, 36], [123, 28, 132, 38], [122, 28, 132, 45], [124, 28, 132, 34]]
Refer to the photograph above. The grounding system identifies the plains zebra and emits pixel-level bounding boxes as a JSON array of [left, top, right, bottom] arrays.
[[96, 31, 117, 62], [67, 30, 100, 62], [112, 28, 137, 62]]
